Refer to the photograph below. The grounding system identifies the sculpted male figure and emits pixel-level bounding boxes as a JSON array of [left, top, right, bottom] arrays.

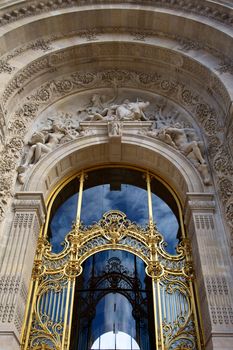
[[114, 100, 150, 121], [146, 121, 211, 185], [85, 98, 150, 122], [19, 121, 67, 171], [164, 123, 206, 165]]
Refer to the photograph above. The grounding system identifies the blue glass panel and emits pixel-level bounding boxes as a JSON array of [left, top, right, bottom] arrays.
[[49, 193, 78, 253], [81, 184, 148, 227], [151, 194, 179, 255]]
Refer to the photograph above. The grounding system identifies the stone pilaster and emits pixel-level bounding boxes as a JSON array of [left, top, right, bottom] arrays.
[[184, 193, 233, 350], [0, 192, 46, 350]]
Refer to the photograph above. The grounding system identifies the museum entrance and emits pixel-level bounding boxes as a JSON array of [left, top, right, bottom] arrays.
[[21, 166, 202, 350]]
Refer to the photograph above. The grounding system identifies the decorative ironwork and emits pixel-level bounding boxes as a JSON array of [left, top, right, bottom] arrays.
[[21, 209, 201, 350], [21, 167, 202, 350]]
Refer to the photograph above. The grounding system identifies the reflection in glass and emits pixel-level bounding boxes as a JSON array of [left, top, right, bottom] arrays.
[[81, 184, 148, 227], [91, 331, 140, 350], [47, 168, 181, 255], [150, 177, 180, 255], [152, 194, 179, 254], [70, 250, 155, 350], [49, 194, 78, 253]]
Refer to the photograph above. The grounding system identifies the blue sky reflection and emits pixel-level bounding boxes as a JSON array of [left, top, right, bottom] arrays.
[[49, 182, 179, 255], [152, 194, 179, 254], [50, 193, 78, 253], [80, 184, 149, 226]]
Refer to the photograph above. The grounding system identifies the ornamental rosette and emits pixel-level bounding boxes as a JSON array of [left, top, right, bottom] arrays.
[[146, 261, 164, 279]]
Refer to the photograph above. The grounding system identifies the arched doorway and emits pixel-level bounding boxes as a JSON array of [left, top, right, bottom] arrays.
[[21, 166, 202, 350]]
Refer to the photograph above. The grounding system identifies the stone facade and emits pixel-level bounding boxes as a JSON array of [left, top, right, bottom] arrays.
[[0, 1, 232, 349]]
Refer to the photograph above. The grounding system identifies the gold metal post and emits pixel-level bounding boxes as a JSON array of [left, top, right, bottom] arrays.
[[20, 278, 34, 348], [157, 279, 164, 350], [61, 280, 71, 349], [152, 280, 159, 350], [66, 172, 86, 348], [146, 172, 154, 232], [24, 279, 39, 349], [75, 171, 85, 232]]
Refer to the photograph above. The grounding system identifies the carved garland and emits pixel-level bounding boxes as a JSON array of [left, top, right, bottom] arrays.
[[0, 69, 232, 253]]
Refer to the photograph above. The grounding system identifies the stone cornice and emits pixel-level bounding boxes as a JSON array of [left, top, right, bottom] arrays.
[[13, 192, 46, 225]]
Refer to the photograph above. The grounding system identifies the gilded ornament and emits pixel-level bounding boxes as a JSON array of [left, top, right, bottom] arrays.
[[146, 261, 164, 279], [183, 262, 194, 279], [32, 261, 45, 279], [64, 261, 82, 278]]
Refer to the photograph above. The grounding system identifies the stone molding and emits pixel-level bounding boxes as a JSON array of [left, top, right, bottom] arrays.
[[13, 192, 46, 226], [22, 132, 204, 196], [184, 193, 215, 225], [1, 38, 231, 114], [0, 0, 232, 29]]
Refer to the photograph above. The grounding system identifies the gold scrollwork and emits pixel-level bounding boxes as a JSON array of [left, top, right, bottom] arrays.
[[183, 261, 195, 279], [23, 207, 200, 350], [64, 261, 82, 278], [146, 261, 164, 279], [99, 210, 129, 243], [32, 260, 45, 279]]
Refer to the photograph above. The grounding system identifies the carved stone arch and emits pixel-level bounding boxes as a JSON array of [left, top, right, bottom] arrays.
[[22, 134, 205, 202], [0, 1, 233, 349], [1, 64, 231, 256], [9, 131, 233, 350]]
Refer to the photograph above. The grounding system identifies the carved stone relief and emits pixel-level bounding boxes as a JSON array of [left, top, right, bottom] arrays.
[[14, 88, 210, 184], [0, 59, 15, 74], [1, 41, 230, 113], [145, 122, 211, 185], [17, 114, 92, 184], [0, 69, 231, 254], [0, 27, 232, 86]]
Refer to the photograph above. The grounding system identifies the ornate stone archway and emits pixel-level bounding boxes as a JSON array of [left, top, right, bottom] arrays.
[[0, 1, 232, 349]]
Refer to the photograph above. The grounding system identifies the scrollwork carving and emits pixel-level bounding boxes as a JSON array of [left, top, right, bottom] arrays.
[[218, 177, 233, 203], [0, 59, 15, 74], [214, 151, 233, 175], [225, 201, 233, 224]]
